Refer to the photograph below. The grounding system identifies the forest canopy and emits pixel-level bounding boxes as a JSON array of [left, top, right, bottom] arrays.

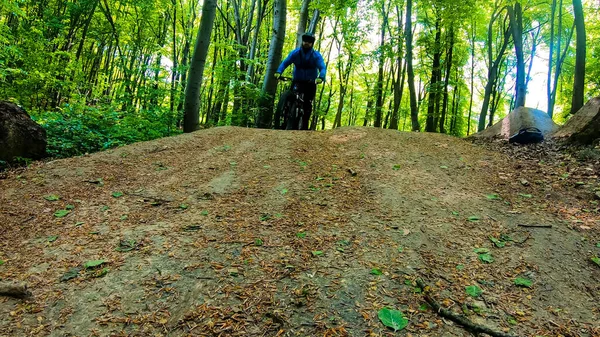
[[1, 0, 599, 157]]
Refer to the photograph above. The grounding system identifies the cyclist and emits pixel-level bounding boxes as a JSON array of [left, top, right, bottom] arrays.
[[274, 33, 326, 130]]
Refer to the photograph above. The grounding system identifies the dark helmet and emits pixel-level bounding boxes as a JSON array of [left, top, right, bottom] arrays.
[[301, 33, 315, 43]]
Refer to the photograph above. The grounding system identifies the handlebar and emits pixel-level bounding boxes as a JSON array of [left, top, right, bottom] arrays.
[[276, 76, 319, 84]]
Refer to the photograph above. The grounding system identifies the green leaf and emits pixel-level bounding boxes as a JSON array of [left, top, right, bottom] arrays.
[[75, 221, 85, 227], [452, 211, 459, 216], [179, 204, 189, 210], [296, 232, 306, 239], [397, 246, 404, 253], [263, 165, 271, 169], [54, 209, 71, 218], [377, 308, 408, 331], [120, 215, 128, 220], [591, 257, 600, 267], [44, 194, 60, 201], [93, 267, 109, 278], [201, 210, 209, 216], [519, 193, 533, 198], [60, 267, 81, 282], [473, 248, 489, 254], [596, 243, 600, 248], [456, 264, 465, 270], [280, 188, 288, 195], [468, 216, 480, 222], [260, 214, 271, 221], [112, 191, 123, 198], [116, 239, 137, 252], [465, 285, 483, 297], [254, 239, 263, 246], [48, 235, 59, 242], [393, 164, 401, 171], [370, 268, 383, 275], [478, 253, 494, 263], [486, 194, 501, 200], [230, 161, 237, 166], [65, 204, 75, 210], [440, 165, 449, 169], [489, 237, 506, 248], [514, 277, 533, 288], [0, 260, 4, 266], [84, 260, 106, 269], [312, 251, 323, 256], [507, 315, 518, 325]]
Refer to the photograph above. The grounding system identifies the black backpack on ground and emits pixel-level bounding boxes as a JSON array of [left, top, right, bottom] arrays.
[[508, 127, 544, 144]]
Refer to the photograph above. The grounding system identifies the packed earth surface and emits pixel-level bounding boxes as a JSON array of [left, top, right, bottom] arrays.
[[1, 126, 599, 337]]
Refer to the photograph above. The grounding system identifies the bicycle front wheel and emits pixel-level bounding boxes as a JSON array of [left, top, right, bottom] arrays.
[[286, 102, 300, 130]]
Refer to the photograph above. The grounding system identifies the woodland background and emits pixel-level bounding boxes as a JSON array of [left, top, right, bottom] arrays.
[[1, 0, 599, 158]]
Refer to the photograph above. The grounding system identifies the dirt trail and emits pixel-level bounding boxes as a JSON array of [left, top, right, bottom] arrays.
[[0, 126, 599, 337]]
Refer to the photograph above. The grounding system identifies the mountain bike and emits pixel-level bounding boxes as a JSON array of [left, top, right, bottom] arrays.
[[273, 77, 308, 130]]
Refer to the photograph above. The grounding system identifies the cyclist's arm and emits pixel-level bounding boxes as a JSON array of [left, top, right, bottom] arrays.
[[276, 50, 296, 74], [315, 51, 327, 80]]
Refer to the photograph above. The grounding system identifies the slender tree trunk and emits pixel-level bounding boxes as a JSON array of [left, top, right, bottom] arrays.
[[426, 15, 441, 132], [296, 0, 311, 47], [467, 18, 475, 135], [256, 0, 287, 128], [508, 2, 526, 108], [439, 27, 454, 134], [570, 0, 585, 114], [547, 0, 557, 117], [478, 8, 511, 132], [183, 0, 217, 132], [374, 1, 388, 128], [405, 0, 420, 131]]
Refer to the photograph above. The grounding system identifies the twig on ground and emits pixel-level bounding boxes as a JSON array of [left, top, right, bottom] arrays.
[[416, 279, 516, 337], [517, 224, 552, 228], [0, 282, 32, 299]]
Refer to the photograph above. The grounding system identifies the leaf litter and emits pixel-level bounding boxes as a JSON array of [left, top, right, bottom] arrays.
[[0, 127, 599, 336]]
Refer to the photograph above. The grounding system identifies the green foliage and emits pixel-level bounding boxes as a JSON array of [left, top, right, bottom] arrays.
[[34, 103, 180, 158], [54, 209, 71, 218], [84, 260, 106, 269], [370, 268, 383, 275], [377, 308, 408, 331], [465, 285, 482, 297], [514, 277, 533, 288]]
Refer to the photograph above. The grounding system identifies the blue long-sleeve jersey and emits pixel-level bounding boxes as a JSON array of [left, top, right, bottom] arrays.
[[276, 48, 326, 82]]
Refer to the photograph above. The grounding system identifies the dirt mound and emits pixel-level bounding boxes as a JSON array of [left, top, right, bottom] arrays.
[[471, 107, 559, 141], [552, 97, 600, 144], [0, 127, 599, 336]]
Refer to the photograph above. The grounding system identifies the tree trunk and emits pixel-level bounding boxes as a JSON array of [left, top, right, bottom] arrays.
[[478, 7, 511, 132], [296, 0, 311, 48], [183, 0, 217, 133], [508, 2, 526, 108], [256, 0, 287, 128], [439, 27, 454, 134], [405, 0, 420, 131], [373, 1, 388, 128], [467, 18, 475, 135], [425, 15, 442, 132], [570, 0, 586, 114]]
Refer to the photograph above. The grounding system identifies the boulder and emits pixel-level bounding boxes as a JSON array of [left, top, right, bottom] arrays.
[[470, 107, 559, 142], [0, 101, 47, 162], [551, 97, 600, 144]]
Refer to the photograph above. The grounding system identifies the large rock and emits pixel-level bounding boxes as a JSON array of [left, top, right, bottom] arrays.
[[470, 107, 559, 141], [0, 101, 47, 162], [551, 97, 600, 144]]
